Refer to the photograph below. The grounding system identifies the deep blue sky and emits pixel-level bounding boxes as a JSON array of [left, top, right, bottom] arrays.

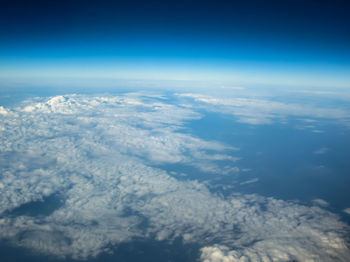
[[1, 0, 349, 87]]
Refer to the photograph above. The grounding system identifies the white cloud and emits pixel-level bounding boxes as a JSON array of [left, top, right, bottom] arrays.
[[343, 208, 350, 215], [312, 198, 329, 207], [240, 178, 259, 185], [177, 93, 350, 126], [0, 93, 349, 261], [200, 245, 240, 262], [0, 106, 9, 115]]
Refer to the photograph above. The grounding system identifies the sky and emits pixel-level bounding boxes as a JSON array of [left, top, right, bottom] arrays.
[[1, 2, 350, 260], [0, 0, 350, 87]]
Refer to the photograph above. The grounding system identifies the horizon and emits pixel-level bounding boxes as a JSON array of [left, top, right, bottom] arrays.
[[1, 0, 350, 88]]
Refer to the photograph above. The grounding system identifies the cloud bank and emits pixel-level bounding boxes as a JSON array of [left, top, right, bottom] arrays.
[[0, 93, 349, 261], [177, 93, 350, 126]]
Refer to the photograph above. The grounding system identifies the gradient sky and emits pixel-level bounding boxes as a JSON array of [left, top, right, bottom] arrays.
[[1, 0, 350, 87]]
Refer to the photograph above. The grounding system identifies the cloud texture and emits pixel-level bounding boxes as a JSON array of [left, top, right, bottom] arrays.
[[0, 93, 349, 261]]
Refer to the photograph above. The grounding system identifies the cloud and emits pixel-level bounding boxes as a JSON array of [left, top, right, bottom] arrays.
[[343, 208, 350, 215], [312, 129, 325, 133], [299, 118, 318, 123], [0, 106, 9, 115], [0, 93, 349, 261], [200, 245, 239, 262], [312, 199, 329, 207], [314, 147, 329, 154], [177, 93, 350, 126], [239, 178, 259, 185]]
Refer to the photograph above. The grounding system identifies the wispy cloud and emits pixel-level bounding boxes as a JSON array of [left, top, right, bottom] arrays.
[[314, 147, 329, 154], [240, 178, 259, 185]]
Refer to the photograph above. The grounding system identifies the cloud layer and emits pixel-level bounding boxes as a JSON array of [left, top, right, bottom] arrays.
[[0, 93, 349, 261], [178, 93, 350, 126]]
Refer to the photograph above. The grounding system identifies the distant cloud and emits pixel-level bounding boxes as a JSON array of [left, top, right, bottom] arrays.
[[299, 118, 318, 123], [312, 199, 329, 207], [343, 208, 350, 215], [312, 129, 325, 133], [314, 147, 329, 154], [240, 178, 259, 185], [0, 93, 349, 261], [237, 117, 273, 125], [177, 93, 350, 126]]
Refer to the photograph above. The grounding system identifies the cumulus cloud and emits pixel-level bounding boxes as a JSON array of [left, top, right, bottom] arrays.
[[0, 93, 349, 261]]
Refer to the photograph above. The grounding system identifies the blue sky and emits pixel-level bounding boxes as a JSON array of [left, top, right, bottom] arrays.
[[1, 0, 349, 87]]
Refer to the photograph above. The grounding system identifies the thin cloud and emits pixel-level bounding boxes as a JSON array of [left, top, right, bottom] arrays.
[[314, 147, 329, 155], [240, 178, 259, 185]]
